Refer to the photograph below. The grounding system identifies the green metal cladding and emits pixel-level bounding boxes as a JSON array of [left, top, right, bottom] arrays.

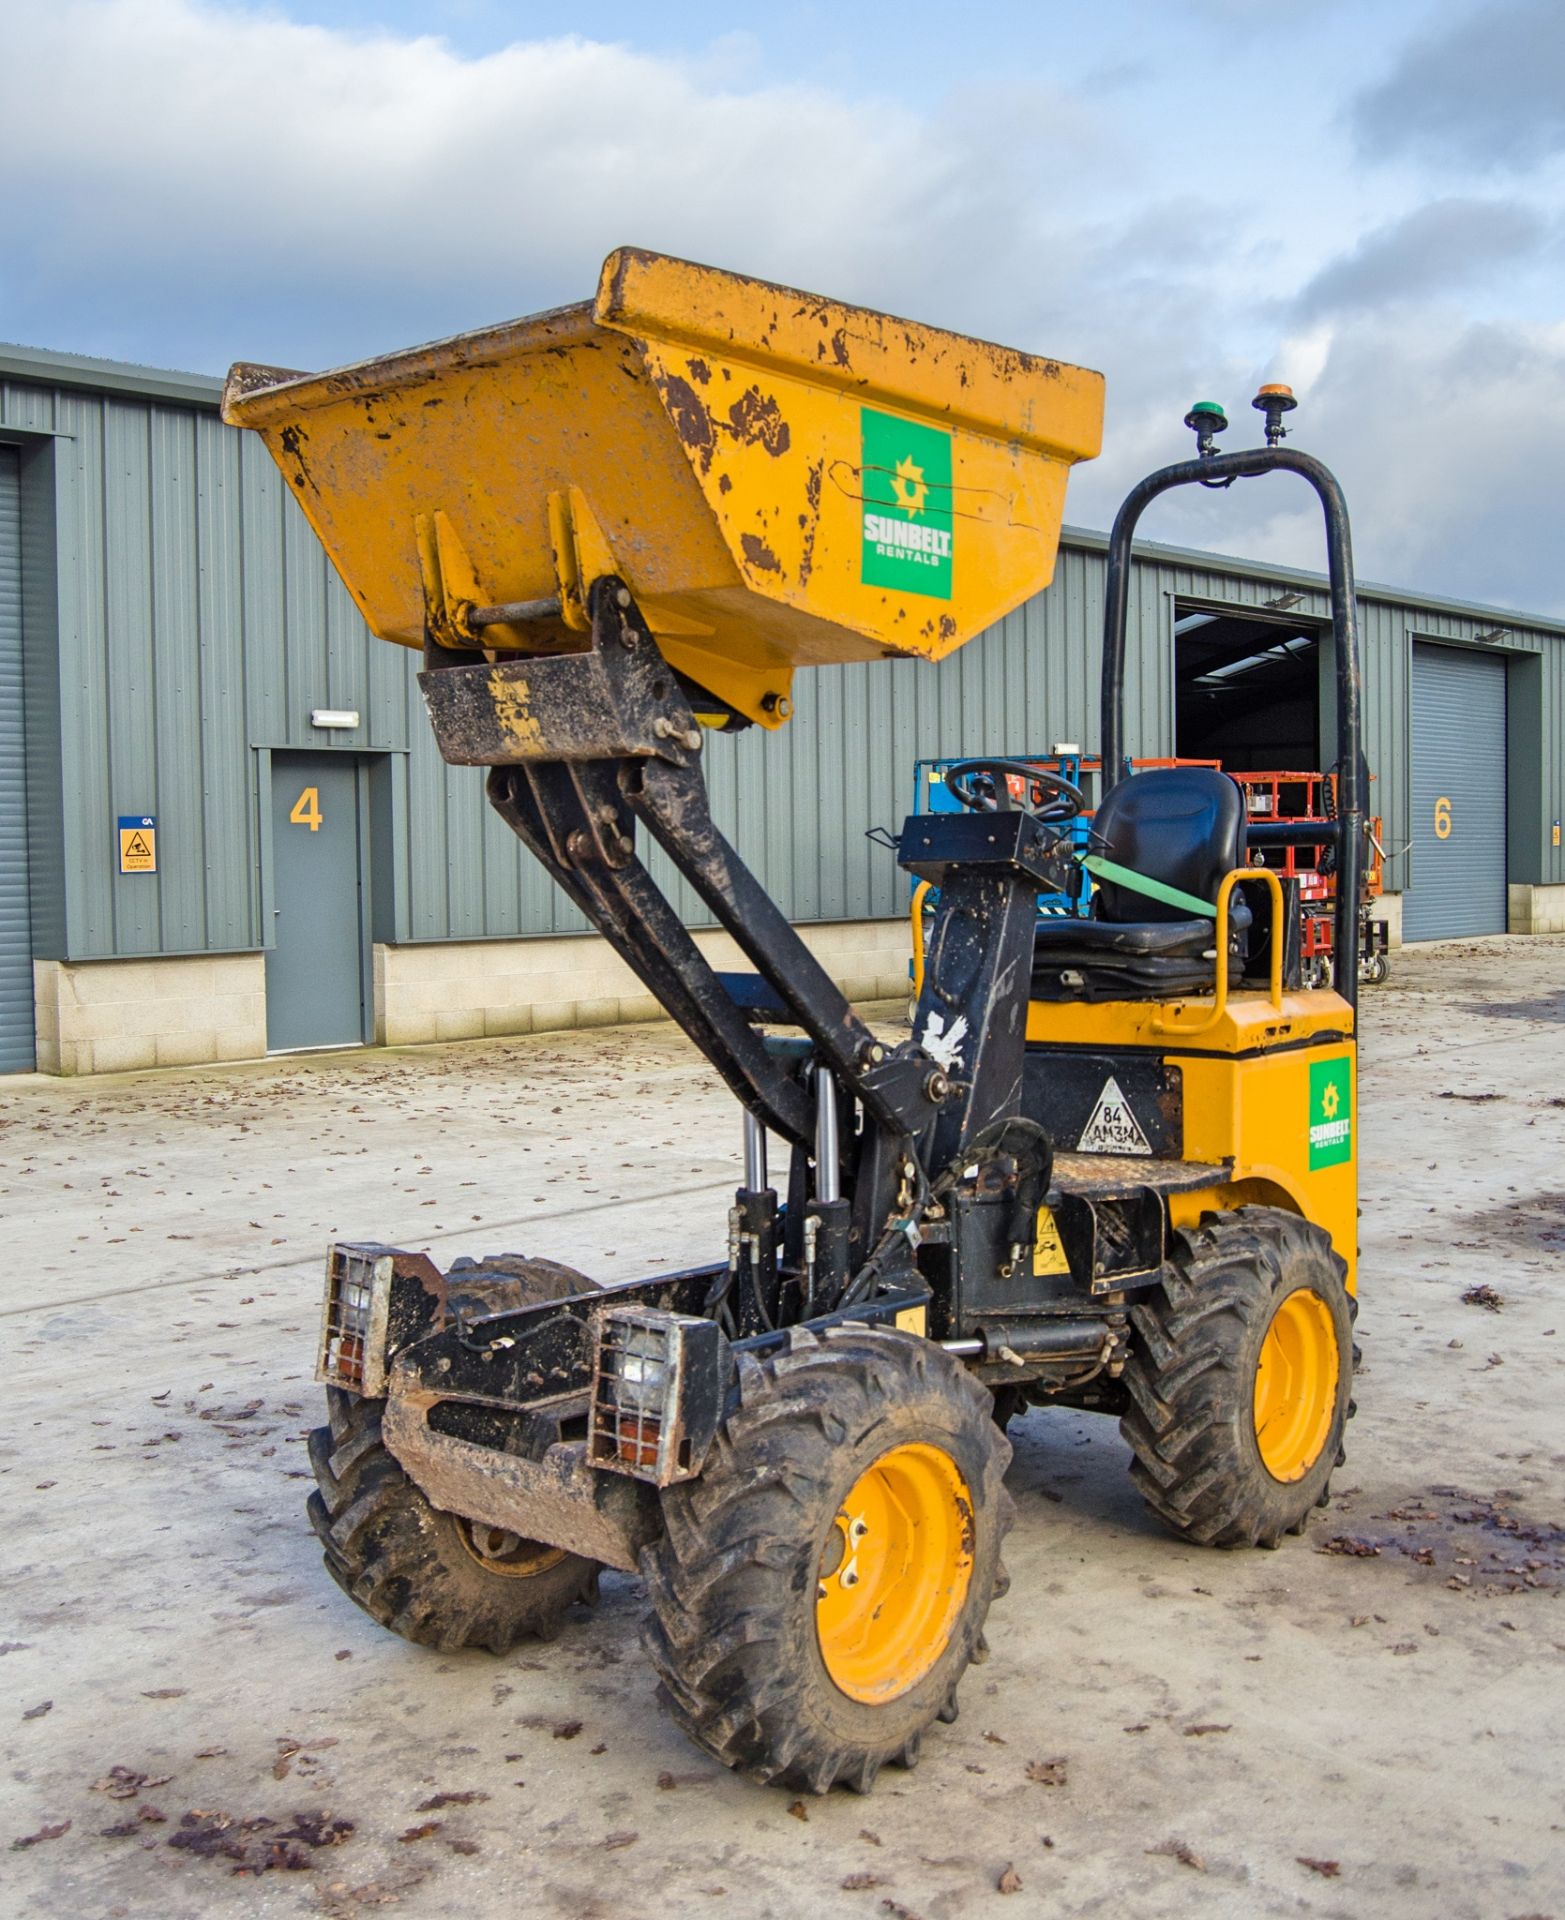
[[2, 346, 1561, 964]]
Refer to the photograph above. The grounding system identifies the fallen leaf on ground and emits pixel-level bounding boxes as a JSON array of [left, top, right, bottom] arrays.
[[21, 1701, 51, 1720], [552, 1720, 582, 1740], [102, 1805, 167, 1835], [92, 1767, 174, 1800], [998, 1865, 1023, 1893], [1461, 1285, 1504, 1312], [276, 1813, 354, 1849], [842, 1871, 882, 1889], [415, 1791, 488, 1811], [11, 1819, 70, 1850], [1317, 1536, 1380, 1557], [399, 1823, 442, 1843], [1147, 1838, 1205, 1872], [1297, 1856, 1341, 1877], [1025, 1758, 1067, 1786], [787, 1800, 809, 1821], [1183, 1723, 1232, 1737], [603, 1830, 638, 1849], [167, 1807, 352, 1874]]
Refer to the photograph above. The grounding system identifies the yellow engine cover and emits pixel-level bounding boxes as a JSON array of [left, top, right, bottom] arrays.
[[1026, 989, 1359, 1289]]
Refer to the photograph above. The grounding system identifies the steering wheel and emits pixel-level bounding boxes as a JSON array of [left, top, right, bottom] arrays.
[[944, 758, 1083, 825]]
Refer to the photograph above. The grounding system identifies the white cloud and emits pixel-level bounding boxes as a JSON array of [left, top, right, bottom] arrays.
[[1, 0, 1102, 360], [1349, 0, 1565, 173], [2, 0, 1561, 616]]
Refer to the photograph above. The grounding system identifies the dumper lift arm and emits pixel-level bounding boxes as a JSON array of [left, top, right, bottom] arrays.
[[424, 578, 949, 1231]]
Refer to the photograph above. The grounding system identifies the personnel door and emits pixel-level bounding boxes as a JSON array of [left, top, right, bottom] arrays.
[[267, 752, 368, 1051]]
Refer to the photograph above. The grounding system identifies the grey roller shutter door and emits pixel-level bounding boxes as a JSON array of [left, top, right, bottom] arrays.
[[1404, 643, 1507, 940], [0, 448, 34, 1071]]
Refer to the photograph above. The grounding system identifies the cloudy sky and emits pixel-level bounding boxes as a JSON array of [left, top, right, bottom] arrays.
[[3, 0, 1562, 612]]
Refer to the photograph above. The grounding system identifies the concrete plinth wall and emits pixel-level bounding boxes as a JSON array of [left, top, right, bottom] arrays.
[[26, 923, 912, 1076], [373, 919, 913, 1047], [1374, 892, 1403, 948], [33, 954, 267, 1076], [51, 888, 1565, 1077], [1508, 883, 1565, 934]]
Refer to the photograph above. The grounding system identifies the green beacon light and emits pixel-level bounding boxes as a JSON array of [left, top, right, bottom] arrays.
[[1183, 400, 1228, 458]]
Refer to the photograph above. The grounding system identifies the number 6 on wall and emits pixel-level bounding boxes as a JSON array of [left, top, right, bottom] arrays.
[[1433, 796, 1452, 840], [290, 787, 323, 832]]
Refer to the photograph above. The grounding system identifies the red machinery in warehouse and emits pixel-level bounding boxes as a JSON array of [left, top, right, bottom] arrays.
[[1233, 769, 1388, 985]]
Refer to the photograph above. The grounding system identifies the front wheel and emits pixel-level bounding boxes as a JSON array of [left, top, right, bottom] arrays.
[[1120, 1206, 1355, 1548], [641, 1324, 1013, 1793]]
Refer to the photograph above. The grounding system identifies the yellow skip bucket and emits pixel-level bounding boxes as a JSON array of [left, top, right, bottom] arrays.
[[222, 249, 1103, 728]]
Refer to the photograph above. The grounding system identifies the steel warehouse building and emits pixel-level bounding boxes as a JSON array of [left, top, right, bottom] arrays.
[[2, 343, 1562, 1077]]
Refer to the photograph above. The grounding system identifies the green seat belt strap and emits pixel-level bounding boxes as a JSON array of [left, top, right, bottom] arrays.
[[1079, 853, 1218, 920]]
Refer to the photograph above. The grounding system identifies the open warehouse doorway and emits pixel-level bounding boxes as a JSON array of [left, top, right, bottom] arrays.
[[1173, 602, 1324, 773]]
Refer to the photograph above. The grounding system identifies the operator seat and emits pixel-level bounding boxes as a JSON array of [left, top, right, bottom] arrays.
[[1031, 766, 1251, 1002]]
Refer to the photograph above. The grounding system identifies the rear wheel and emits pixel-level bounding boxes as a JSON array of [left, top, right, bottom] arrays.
[[1120, 1206, 1354, 1548], [641, 1324, 1012, 1792], [307, 1392, 599, 1651], [305, 1257, 603, 1652]]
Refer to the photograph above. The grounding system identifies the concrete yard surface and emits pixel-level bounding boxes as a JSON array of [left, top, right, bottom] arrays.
[[3, 935, 1563, 1919]]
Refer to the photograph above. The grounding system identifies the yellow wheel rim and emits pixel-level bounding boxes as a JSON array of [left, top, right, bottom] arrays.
[[815, 1442, 975, 1705], [1253, 1288, 1340, 1482], [456, 1520, 568, 1579]]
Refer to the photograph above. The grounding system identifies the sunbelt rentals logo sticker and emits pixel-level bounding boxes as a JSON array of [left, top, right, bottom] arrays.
[[860, 407, 954, 599], [1308, 1057, 1352, 1170]]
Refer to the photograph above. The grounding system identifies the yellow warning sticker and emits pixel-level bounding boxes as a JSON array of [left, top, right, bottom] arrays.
[[894, 1305, 928, 1338], [1033, 1205, 1071, 1276], [117, 816, 157, 874]]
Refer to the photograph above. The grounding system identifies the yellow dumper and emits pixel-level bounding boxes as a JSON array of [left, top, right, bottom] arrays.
[[225, 252, 1366, 1795]]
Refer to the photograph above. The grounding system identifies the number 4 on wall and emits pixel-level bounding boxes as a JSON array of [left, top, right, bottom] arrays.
[[290, 787, 323, 832]]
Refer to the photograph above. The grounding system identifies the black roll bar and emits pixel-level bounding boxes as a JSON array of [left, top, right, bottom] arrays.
[[1099, 446, 1364, 1016]]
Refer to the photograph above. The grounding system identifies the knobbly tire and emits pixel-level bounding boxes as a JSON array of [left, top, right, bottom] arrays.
[[305, 1258, 602, 1653], [1120, 1205, 1356, 1548], [641, 1324, 1013, 1794]]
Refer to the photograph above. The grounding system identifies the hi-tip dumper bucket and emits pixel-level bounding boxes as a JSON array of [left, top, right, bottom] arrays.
[[222, 248, 1103, 729]]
